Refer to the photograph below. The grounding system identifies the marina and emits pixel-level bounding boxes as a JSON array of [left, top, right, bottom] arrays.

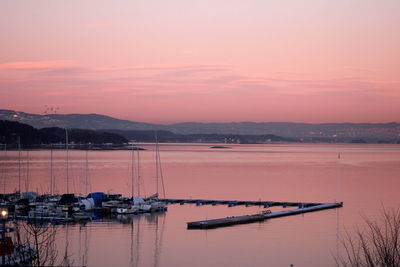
[[1, 193, 343, 227]]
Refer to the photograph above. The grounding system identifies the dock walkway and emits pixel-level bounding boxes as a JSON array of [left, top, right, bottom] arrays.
[[187, 202, 343, 229], [157, 198, 322, 208]]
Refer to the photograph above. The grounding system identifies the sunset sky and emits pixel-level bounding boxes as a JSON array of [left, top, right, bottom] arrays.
[[1, 0, 399, 123]]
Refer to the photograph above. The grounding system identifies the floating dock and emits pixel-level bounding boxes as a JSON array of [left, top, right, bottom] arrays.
[[157, 198, 322, 208], [11, 215, 74, 223], [186, 202, 343, 229]]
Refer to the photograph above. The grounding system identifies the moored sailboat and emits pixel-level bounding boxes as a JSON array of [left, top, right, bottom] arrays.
[[146, 135, 167, 212]]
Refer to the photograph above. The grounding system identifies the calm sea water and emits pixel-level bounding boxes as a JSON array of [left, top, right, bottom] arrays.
[[1, 143, 400, 267]]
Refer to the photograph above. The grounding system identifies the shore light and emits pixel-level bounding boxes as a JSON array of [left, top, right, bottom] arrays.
[[0, 209, 7, 219], [1, 208, 8, 265]]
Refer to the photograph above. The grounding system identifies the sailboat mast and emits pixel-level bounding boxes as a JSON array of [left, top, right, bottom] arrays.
[[50, 144, 53, 195], [156, 139, 166, 198], [26, 150, 29, 192], [131, 144, 135, 198], [66, 129, 69, 194], [85, 149, 89, 195], [2, 144, 6, 194], [18, 136, 21, 193], [336, 152, 341, 202], [155, 133, 159, 195], [137, 147, 140, 197]]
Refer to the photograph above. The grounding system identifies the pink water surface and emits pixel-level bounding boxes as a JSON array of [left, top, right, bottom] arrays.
[[1, 143, 399, 267]]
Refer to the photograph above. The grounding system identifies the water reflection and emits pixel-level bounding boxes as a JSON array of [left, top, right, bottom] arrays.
[[62, 225, 71, 267], [78, 224, 90, 267], [153, 213, 166, 267], [129, 213, 166, 267], [86, 212, 167, 267]]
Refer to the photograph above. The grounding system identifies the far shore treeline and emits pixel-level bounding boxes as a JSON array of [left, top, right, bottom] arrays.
[[1, 120, 399, 148], [0, 120, 296, 148], [0, 120, 128, 148]]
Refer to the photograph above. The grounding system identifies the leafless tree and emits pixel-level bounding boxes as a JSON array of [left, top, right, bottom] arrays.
[[10, 219, 73, 267], [335, 207, 400, 267]]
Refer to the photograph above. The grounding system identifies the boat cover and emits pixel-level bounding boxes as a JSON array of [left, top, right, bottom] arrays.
[[87, 192, 105, 207]]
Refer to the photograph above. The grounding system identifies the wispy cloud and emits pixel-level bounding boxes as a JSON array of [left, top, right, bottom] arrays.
[[87, 23, 110, 29], [0, 60, 75, 70], [2, 61, 397, 98], [36, 67, 92, 76], [1, 61, 399, 117], [341, 66, 381, 73], [157, 66, 229, 77]]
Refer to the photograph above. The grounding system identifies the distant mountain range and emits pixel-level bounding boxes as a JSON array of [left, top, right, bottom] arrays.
[[1, 109, 400, 143]]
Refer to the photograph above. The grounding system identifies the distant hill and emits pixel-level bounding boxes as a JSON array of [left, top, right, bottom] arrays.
[[105, 129, 295, 143], [0, 120, 128, 148], [0, 109, 162, 131], [1, 109, 400, 143], [167, 122, 400, 142]]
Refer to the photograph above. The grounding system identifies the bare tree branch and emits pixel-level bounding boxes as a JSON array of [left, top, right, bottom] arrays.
[[336, 207, 400, 267]]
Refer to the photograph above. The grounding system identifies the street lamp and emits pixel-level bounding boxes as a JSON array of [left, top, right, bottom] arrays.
[[1, 208, 8, 266]]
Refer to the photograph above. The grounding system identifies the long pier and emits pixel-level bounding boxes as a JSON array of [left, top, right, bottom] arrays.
[[157, 198, 323, 208], [186, 202, 343, 229]]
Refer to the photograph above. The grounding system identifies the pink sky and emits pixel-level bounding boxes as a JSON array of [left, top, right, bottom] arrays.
[[0, 0, 399, 124]]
